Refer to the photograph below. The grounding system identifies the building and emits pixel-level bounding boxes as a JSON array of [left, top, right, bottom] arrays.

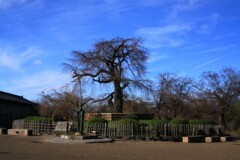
[[0, 91, 37, 128]]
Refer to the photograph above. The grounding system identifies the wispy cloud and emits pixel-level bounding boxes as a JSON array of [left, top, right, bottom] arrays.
[[33, 60, 42, 65], [197, 13, 220, 34], [13, 71, 70, 90], [6, 70, 71, 99], [168, 0, 202, 20], [99, 0, 165, 13], [148, 53, 168, 63], [195, 45, 235, 55], [194, 56, 224, 70], [136, 24, 192, 48], [0, 46, 40, 71], [134, 0, 206, 49], [0, 0, 26, 9], [39, 0, 165, 39], [0, 0, 42, 9]]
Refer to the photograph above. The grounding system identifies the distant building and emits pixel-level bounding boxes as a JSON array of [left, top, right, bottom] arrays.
[[0, 91, 37, 128]]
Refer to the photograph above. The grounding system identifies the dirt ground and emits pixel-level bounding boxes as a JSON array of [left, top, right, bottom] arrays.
[[0, 135, 239, 160]]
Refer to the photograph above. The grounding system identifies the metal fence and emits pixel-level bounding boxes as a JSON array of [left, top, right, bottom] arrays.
[[12, 120, 224, 139]]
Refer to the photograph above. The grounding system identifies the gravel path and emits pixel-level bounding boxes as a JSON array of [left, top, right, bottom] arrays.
[[0, 135, 239, 160]]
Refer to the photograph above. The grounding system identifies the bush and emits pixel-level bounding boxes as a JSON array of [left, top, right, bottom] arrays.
[[88, 116, 108, 124], [118, 118, 139, 124], [24, 116, 50, 121], [189, 119, 217, 125], [140, 119, 168, 125], [121, 114, 139, 120], [170, 118, 188, 124]]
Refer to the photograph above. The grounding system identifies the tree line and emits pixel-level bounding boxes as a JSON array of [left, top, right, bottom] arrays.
[[38, 37, 240, 130]]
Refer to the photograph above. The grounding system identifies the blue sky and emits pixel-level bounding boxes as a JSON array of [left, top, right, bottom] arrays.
[[0, 0, 239, 100]]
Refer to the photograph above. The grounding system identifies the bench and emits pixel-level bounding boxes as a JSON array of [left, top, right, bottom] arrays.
[[205, 136, 220, 142], [8, 129, 32, 136], [0, 128, 7, 135], [220, 136, 233, 142], [182, 136, 205, 143]]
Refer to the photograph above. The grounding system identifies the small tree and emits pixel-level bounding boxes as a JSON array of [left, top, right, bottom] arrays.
[[154, 72, 193, 119], [63, 37, 149, 113], [39, 86, 78, 121], [199, 67, 240, 127]]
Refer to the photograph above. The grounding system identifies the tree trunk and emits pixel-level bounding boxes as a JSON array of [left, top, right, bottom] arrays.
[[173, 109, 177, 118], [219, 112, 226, 129], [219, 104, 227, 129], [114, 80, 123, 113]]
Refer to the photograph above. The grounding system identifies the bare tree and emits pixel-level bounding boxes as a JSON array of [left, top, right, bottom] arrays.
[[154, 72, 193, 119], [199, 67, 240, 127], [38, 83, 93, 121], [39, 86, 78, 121], [63, 37, 149, 113]]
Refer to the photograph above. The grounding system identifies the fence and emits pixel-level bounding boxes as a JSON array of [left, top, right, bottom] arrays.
[[12, 120, 224, 139], [86, 123, 224, 140], [13, 120, 56, 135]]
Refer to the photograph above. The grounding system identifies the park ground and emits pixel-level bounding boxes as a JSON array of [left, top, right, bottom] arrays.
[[0, 135, 240, 160]]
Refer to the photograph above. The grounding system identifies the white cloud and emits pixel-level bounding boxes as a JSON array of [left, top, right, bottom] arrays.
[[195, 45, 235, 54], [0, 0, 27, 9], [6, 70, 72, 100], [101, 0, 164, 12], [197, 13, 220, 34], [0, 46, 40, 71], [167, 0, 202, 20], [0, 0, 43, 9], [172, 0, 201, 12], [136, 24, 192, 48], [148, 53, 168, 63], [14, 71, 70, 89], [33, 60, 42, 65]]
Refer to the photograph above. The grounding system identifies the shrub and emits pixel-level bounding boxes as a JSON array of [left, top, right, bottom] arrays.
[[86, 117, 108, 135], [88, 116, 108, 124], [189, 119, 217, 125], [115, 118, 139, 138], [121, 114, 139, 120], [24, 116, 50, 121], [118, 118, 139, 124], [140, 119, 168, 137], [170, 118, 188, 124], [140, 119, 168, 125]]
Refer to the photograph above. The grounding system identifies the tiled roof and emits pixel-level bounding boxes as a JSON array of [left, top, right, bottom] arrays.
[[0, 91, 36, 105]]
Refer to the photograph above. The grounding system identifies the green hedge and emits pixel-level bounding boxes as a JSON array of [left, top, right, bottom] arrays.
[[118, 118, 139, 124], [189, 119, 217, 125], [121, 114, 139, 120], [24, 116, 50, 121], [88, 116, 108, 124], [140, 119, 168, 125], [170, 118, 188, 124]]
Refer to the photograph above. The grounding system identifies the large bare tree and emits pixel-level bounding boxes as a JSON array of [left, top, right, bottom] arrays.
[[63, 37, 149, 113]]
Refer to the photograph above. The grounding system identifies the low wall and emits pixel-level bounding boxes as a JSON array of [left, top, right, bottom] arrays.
[[8, 129, 32, 136]]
